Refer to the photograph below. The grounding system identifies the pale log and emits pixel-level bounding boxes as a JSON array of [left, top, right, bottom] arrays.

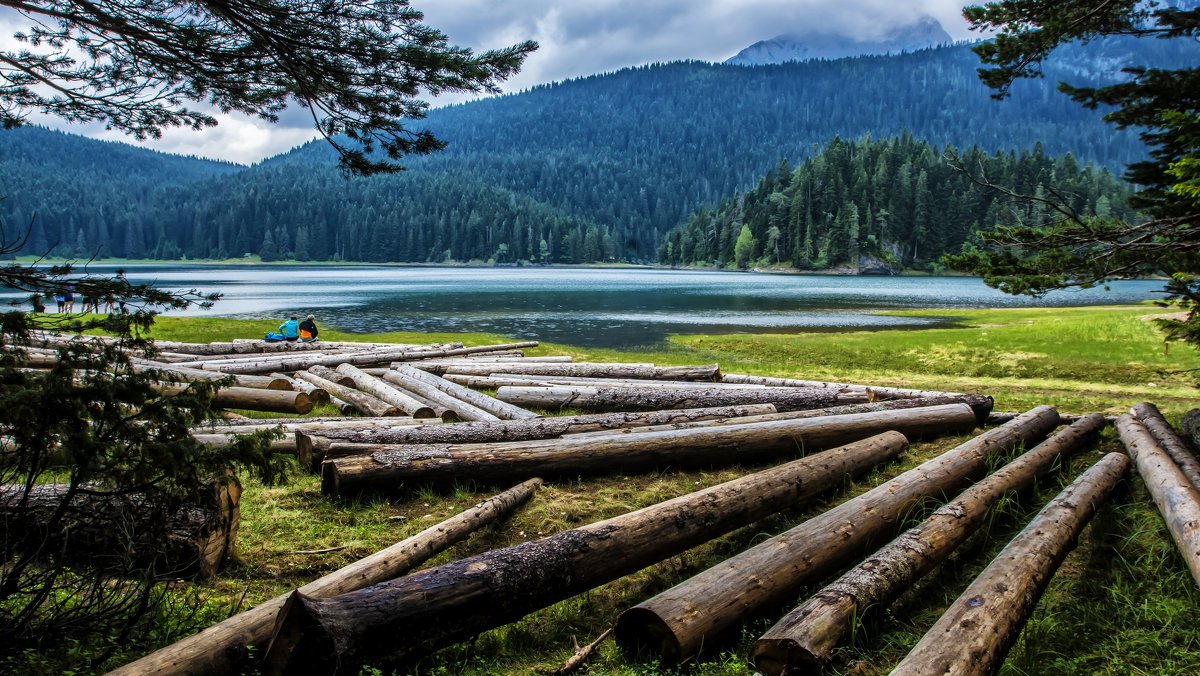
[[292, 371, 399, 417], [1131, 402, 1200, 492], [390, 364, 539, 420], [106, 478, 543, 676], [308, 364, 355, 387], [890, 452, 1131, 676], [496, 384, 866, 412], [612, 406, 1061, 666], [131, 359, 292, 390], [719, 372, 966, 400], [1115, 413, 1200, 586], [443, 374, 768, 390], [320, 404, 980, 495], [334, 364, 436, 419], [424, 362, 719, 380], [194, 417, 431, 433], [752, 413, 1106, 674], [297, 405, 776, 470], [152, 382, 313, 414], [198, 347, 454, 375], [270, 372, 331, 404], [262, 433, 911, 673], [379, 370, 500, 422]]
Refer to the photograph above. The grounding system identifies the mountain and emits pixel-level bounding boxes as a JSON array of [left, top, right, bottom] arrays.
[[725, 15, 953, 65], [2, 38, 1189, 266]]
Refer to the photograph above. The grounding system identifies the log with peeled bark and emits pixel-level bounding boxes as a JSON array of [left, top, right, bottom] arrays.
[[292, 371, 399, 417], [319, 404, 980, 495], [1115, 413, 1200, 586], [718, 372, 967, 400], [151, 382, 314, 414], [130, 359, 292, 390], [612, 405, 1061, 666], [308, 364, 355, 387], [270, 372, 331, 404], [296, 405, 776, 470], [199, 342, 541, 375], [751, 413, 1106, 674], [378, 369, 499, 422], [563, 395, 995, 438], [261, 433, 910, 673], [1131, 402, 1200, 492], [0, 480, 241, 579], [194, 417, 434, 434], [192, 433, 297, 455], [890, 452, 1131, 676], [389, 364, 539, 420], [442, 374, 769, 390], [496, 384, 868, 413], [334, 364, 436, 419], [383, 384, 459, 422], [417, 362, 719, 381], [106, 478, 543, 676]]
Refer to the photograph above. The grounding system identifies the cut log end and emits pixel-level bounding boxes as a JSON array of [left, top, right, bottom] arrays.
[[264, 591, 340, 676], [750, 638, 809, 676], [613, 607, 684, 667]]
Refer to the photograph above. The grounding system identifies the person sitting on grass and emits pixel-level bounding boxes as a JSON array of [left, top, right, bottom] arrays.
[[279, 315, 301, 342], [299, 314, 319, 342]]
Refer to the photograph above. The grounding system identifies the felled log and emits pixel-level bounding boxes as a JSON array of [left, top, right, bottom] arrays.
[[1116, 413, 1200, 586], [334, 364, 436, 419], [612, 406, 1061, 666], [195, 416, 430, 432], [292, 371, 398, 417], [261, 433, 910, 673], [194, 347, 449, 375], [890, 452, 1131, 676], [384, 385, 459, 422], [108, 478, 543, 676], [379, 369, 498, 422], [415, 362, 719, 380], [389, 364, 538, 420], [718, 372, 966, 400], [152, 382, 313, 415], [1183, 409, 1200, 454], [308, 364, 355, 387], [0, 479, 241, 578], [496, 384, 867, 413], [1131, 402, 1200, 492], [192, 433, 297, 454], [443, 374, 769, 390], [270, 372, 330, 404], [296, 405, 776, 470], [131, 359, 292, 390], [751, 413, 1106, 673], [320, 404, 979, 495]]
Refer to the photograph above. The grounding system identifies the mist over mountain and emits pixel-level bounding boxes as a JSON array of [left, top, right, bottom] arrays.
[[725, 15, 953, 65]]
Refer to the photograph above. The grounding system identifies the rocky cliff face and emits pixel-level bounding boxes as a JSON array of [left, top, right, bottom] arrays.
[[725, 15, 952, 65]]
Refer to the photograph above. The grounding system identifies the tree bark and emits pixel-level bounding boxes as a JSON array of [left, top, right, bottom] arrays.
[[496, 384, 866, 413], [296, 405, 776, 470], [718, 372, 966, 400], [270, 372, 330, 404], [379, 369, 499, 422], [334, 364, 436, 419], [191, 433, 297, 455], [389, 364, 539, 420], [131, 359, 292, 390], [1, 479, 241, 579], [106, 478, 543, 676], [261, 433, 911, 674], [1115, 413, 1200, 586], [612, 406, 1061, 666], [308, 364, 355, 387], [890, 452, 1131, 676], [320, 404, 980, 495], [1183, 409, 1200, 455], [151, 382, 314, 415], [194, 417, 433, 434], [292, 371, 399, 417], [442, 374, 770, 390], [1131, 402, 1200, 492], [751, 413, 1106, 674], [416, 362, 719, 380]]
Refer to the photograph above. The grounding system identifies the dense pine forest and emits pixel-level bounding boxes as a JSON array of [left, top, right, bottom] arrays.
[[658, 135, 1135, 271], [1, 39, 1188, 266]]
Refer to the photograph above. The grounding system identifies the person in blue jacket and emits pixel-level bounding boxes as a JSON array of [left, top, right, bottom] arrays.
[[279, 315, 301, 341]]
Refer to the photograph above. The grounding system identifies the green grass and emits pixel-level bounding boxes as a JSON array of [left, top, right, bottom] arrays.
[[51, 307, 1200, 674]]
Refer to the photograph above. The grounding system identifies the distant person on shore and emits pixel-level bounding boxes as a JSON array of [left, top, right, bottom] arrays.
[[299, 314, 319, 342], [52, 290, 65, 313], [63, 285, 75, 312], [279, 315, 301, 342]]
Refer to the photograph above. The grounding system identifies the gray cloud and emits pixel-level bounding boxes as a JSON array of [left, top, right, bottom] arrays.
[[2, 1, 977, 163]]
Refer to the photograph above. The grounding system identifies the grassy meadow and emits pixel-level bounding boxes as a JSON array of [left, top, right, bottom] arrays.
[[36, 304, 1200, 674]]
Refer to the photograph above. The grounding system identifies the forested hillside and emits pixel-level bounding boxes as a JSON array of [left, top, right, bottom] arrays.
[[658, 135, 1135, 271], [0, 40, 1182, 264]]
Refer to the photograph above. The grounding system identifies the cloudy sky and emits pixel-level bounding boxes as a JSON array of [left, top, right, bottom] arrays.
[[2, 0, 978, 164]]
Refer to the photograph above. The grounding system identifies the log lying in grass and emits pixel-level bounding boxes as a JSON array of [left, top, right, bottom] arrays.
[[320, 404, 979, 495], [152, 382, 314, 415], [379, 369, 499, 422], [131, 359, 292, 390], [443, 374, 769, 390], [296, 405, 776, 470], [718, 372, 967, 400], [751, 413, 1106, 674], [1116, 413, 1200, 586], [389, 364, 538, 420], [890, 452, 1131, 676], [195, 416, 433, 432], [612, 406, 1061, 666], [0, 480, 241, 579], [270, 372, 330, 404], [192, 346, 474, 375], [107, 478, 544, 676], [308, 364, 354, 387], [1131, 402, 1200, 492], [262, 433, 911, 673], [192, 433, 297, 455], [496, 384, 868, 413], [1184, 409, 1200, 455], [334, 364, 436, 419], [415, 362, 719, 381], [292, 371, 398, 417]]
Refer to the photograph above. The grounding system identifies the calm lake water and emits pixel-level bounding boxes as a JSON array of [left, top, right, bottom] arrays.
[[10, 265, 1166, 348]]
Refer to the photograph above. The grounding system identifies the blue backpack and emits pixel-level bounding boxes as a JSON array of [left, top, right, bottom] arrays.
[[263, 331, 285, 342]]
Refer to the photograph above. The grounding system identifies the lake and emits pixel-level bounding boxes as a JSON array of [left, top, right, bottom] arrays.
[[8, 265, 1166, 348]]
